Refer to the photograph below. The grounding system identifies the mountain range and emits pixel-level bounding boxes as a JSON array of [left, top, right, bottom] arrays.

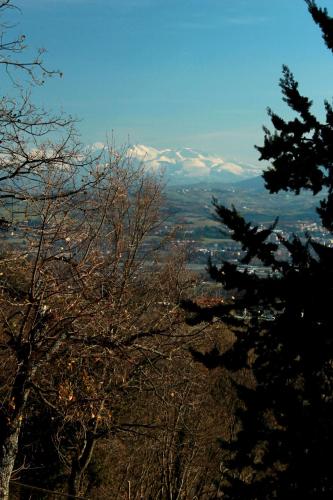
[[128, 144, 262, 186]]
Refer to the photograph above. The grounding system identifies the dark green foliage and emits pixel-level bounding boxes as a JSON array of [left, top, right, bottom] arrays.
[[188, 1, 333, 498], [306, 0, 333, 54]]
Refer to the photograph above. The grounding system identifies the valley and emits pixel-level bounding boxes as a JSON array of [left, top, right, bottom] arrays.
[[158, 180, 330, 281]]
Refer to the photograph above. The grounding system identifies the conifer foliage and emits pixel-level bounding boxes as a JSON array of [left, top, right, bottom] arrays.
[[188, 1, 333, 498]]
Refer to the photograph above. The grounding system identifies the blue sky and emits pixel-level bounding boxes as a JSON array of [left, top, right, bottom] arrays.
[[10, 0, 333, 164]]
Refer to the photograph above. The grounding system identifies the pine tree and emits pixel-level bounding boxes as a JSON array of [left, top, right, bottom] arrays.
[[187, 1, 333, 498]]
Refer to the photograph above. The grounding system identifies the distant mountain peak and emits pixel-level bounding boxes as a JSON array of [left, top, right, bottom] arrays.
[[127, 144, 262, 185]]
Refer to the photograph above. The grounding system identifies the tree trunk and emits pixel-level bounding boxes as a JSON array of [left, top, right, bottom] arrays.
[[68, 432, 97, 498], [0, 359, 31, 500], [68, 462, 82, 498], [0, 421, 21, 500]]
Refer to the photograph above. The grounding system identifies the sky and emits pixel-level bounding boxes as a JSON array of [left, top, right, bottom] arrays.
[[8, 0, 333, 165]]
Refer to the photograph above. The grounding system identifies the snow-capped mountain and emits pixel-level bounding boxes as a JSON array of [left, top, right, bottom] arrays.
[[127, 145, 261, 185]]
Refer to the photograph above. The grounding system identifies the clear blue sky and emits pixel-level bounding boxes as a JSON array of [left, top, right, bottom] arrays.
[[10, 0, 333, 164]]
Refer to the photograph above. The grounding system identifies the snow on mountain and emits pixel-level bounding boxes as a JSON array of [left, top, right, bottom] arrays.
[[127, 144, 261, 185]]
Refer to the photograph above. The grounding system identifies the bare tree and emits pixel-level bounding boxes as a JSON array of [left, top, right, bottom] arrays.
[[0, 148, 116, 496], [0, 4, 232, 499], [0, 0, 60, 82], [0, 1, 105, 496], [0, 141, 196, 498], [84, 317, 242, 500], [0, 0, 102, 228], [46, 253, 196, 496]]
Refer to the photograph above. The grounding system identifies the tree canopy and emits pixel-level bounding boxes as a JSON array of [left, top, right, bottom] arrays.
[[187, 1, 333, 498]]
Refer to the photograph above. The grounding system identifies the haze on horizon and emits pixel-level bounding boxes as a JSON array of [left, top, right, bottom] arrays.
[[12, 0, 333, 165]]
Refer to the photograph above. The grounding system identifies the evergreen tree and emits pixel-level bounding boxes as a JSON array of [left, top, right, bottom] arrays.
[[187, 1, 333, 498]]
